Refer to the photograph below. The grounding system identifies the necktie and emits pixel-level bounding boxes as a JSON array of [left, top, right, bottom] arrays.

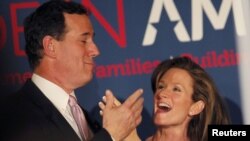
[[68, 95, 90, 141]]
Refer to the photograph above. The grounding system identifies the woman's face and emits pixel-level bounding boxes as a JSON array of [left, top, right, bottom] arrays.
[[153, 68, 195, 128]]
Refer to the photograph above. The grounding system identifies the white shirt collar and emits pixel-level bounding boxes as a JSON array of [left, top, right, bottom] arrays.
[[31, 73, 76, 113]]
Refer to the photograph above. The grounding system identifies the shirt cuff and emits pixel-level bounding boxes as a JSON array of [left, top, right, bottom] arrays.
[[111, 136, 116, 141]]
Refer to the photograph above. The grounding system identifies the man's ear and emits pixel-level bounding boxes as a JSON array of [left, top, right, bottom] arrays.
[[189, 100, 205, 116], [42, 35, 56, 57]]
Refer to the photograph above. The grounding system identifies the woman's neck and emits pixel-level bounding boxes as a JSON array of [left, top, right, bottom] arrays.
[[151, 126, 190, 141]]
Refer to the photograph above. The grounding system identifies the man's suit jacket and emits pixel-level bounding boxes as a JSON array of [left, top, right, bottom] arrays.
[[0, 79, 113, 141]]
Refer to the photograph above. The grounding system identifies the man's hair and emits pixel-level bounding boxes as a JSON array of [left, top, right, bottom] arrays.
[[24, 0, 89, 70]]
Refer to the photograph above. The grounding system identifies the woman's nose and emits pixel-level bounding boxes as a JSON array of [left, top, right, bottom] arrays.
[[156, 89, 170, 99]]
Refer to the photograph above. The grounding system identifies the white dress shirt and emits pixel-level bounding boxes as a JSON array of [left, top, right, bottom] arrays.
[[31, 74, 83, 140]]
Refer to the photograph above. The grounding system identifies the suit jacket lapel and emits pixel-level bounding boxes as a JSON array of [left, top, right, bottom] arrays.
[[22, 80, 81, 141]]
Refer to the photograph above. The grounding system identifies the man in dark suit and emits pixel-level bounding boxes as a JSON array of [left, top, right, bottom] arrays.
[[0, 1, 144, 141]]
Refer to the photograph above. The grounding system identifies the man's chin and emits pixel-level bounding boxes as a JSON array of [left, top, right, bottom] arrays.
[[81, 76, 93, 85]]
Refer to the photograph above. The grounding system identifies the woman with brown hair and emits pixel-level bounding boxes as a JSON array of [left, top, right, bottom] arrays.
[[145, 56, 230, 141], [99, 56, 230, 141]]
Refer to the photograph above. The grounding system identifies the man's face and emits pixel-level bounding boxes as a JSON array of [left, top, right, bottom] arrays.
[[53, 13, 100, 92]]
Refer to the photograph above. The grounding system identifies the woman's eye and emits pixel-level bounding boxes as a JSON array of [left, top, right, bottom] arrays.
[[156, 84, 164, 90], [173, 87, 181, 92]]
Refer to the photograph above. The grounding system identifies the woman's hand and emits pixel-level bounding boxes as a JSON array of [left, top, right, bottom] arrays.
[[99, 90, 141, 141]]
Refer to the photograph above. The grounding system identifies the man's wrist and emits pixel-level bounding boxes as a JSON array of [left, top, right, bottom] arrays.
[[102, 127, 119, 141]]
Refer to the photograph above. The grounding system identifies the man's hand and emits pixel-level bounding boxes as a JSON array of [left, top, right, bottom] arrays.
[[99, 89, 144, 141]]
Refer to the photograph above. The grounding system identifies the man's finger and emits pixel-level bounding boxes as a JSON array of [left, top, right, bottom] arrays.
[[114, 96, 121, 106], [131, 97, 144, 113], [135, 114, 142, 126], [123, 89, 143, 108], [102, 96, 107, 103], [131, 98, 144, 124], [99, 110, 103, 116], [98, 101, 106, 110], [105, 89, 114, 109]]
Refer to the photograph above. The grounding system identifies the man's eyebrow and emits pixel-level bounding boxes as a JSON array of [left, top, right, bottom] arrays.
[[80, 32, 95, 37], [81, 32, 90, 36]]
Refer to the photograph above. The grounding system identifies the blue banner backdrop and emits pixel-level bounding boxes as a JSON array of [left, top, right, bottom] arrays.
[[1, 0, 250, 140]]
